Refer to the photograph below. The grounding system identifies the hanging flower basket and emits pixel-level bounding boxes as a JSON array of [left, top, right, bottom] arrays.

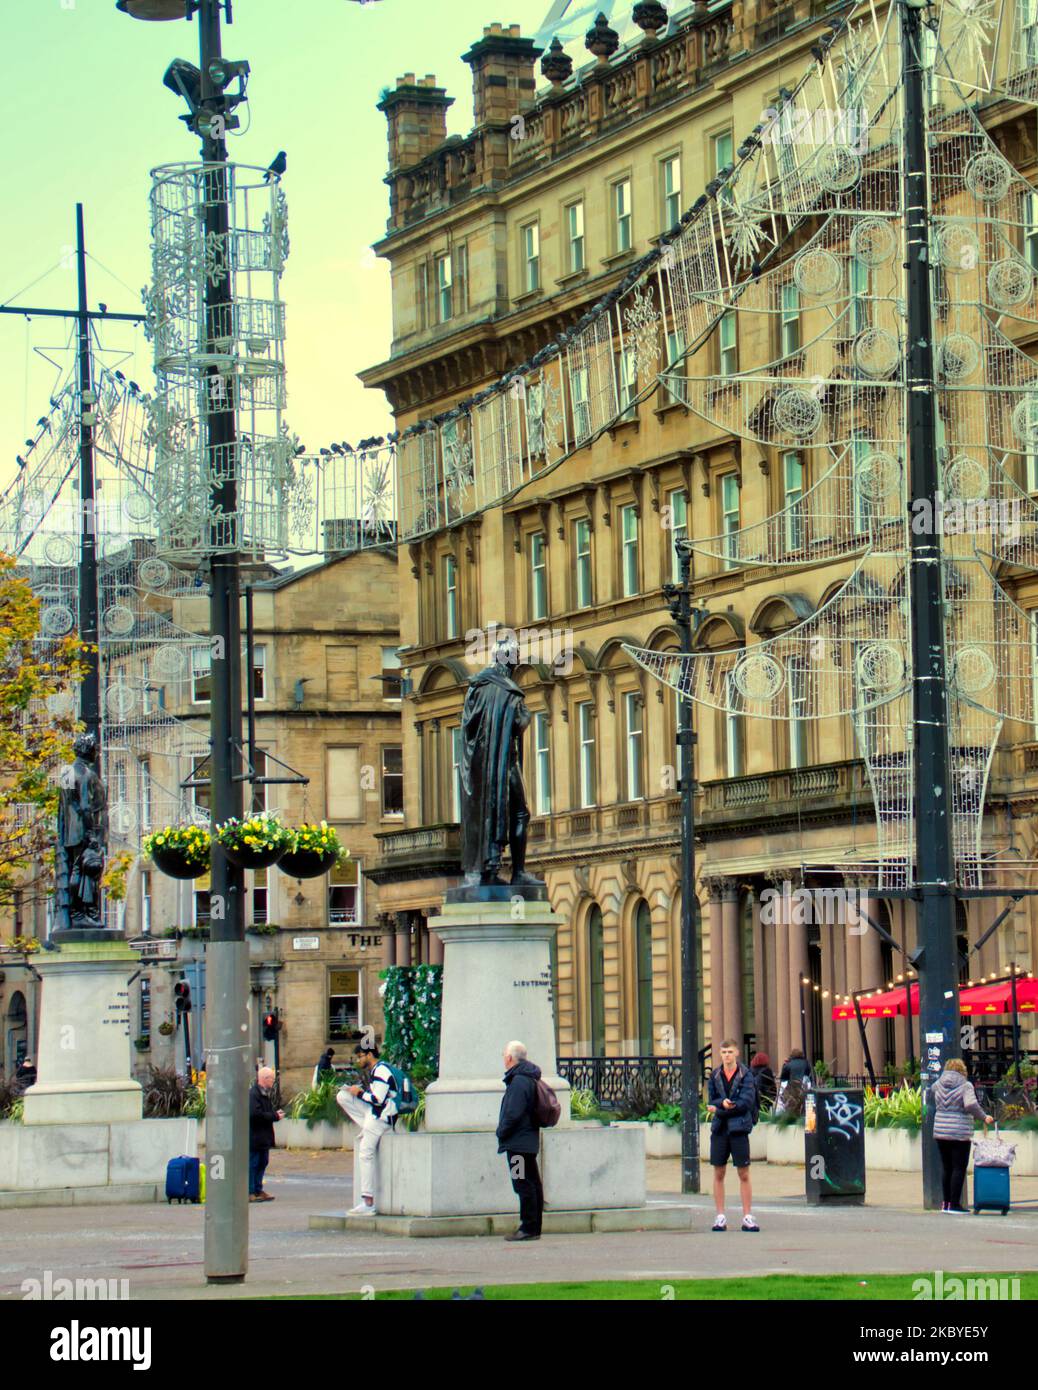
[[277, 823, 349, 880], [215, 812, 293, 870], [143, 826, 212, 880]]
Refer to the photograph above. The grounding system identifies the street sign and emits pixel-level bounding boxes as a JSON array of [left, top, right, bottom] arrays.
[[292, 936, 320, 950]]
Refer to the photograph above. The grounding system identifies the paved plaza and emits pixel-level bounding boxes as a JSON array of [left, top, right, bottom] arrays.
[[1, 1150, 1035, 1300]]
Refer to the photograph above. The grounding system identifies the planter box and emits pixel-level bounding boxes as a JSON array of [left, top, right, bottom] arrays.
[[866, 1127, 921, 1171], [275, 1118, 358, 1149], [765, 1123, 806, 1165]]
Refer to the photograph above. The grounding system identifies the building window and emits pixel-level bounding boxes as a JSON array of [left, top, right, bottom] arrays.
[[1028, 444, 1038, 494], [613, 177, 632, 254], [665, 327, 686, 404], [574, 516, 593, 608], [588, 905, 605, 1056], [192, 755, 211, 815], [328, 968, 361, 1040], [1024, 0, 1038, 64], [566, 200, 585, 273], [381, 647, 402, 700], [140, 758, 152, 831], [329, 858, 361, 926], [578, 701, 597, 808], [781, 282, 800, 356], [534, 711, 551, 816], [141, 873, 152, 937], [852, 431, 872, 535], [661, 154, 681, 230], [617, 347, 638, 419], [194, 890, 211, 929], [719, 311, 737, 376], [530, 531, 549, 620], [382, 745, 403, 818], [725, 671, 744, 777], [636, 899, 654, 1055], [251, 866, 268, 925], [667, 488, 689, 583], [625, 692, 644, 801], [522, 222, 540, 293], [250, 747, 268, 815], [570, 366, 591, 443], [140, 976, 151, 1043], [713, 129, 734, 199], [789, 662, 808, 769], [721, 473, 740, 569], [191, 646, 211, 704], [250, 643, 266, 701], [850, 259, 870, 335], [1026, 191, 1038, 271], [621, 504, 639, 596], [782, 451, 804, 551], [444, 553, 459, 638], [450, 726, 462, 821], [435, 253, 453, 324]]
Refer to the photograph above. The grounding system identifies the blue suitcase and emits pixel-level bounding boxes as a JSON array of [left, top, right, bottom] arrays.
[[165, 1155, 201, 1204], [973, 1163, 1010, 1214]]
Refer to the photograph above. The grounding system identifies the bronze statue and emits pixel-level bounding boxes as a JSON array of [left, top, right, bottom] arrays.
[[459, 632, 543, 889], [56, 732, 108, 930]]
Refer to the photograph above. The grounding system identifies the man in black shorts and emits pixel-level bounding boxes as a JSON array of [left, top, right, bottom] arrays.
[[706, 1038, 760, 1232]]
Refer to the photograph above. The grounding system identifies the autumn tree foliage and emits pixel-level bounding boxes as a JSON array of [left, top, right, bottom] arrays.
[[0, 552, 87, 910]]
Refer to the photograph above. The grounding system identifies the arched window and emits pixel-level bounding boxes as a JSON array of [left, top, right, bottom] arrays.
[[588, 905, 605, 1057], [635, 900, 653, 1055]]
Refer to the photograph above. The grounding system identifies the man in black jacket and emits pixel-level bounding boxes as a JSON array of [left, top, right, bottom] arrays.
[[496, 1040, 543, 1242], [249, 1066, 284, 1203], [707, 1039, 760, 1232]]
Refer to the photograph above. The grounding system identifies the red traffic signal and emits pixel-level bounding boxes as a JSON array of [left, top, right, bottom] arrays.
[[262, 1010, 280, 1041], [174, 980, 192, 1014]]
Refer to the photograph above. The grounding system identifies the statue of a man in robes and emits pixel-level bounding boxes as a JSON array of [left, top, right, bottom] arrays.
[[459, 631, 543, 889], [56, 732, 109, 931]]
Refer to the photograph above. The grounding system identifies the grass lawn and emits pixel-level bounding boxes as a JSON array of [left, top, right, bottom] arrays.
[[277, 1272, 1038, 1301]]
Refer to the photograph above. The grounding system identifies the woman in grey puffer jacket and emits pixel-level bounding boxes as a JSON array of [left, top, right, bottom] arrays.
[[932, 1058, 993, 1212]]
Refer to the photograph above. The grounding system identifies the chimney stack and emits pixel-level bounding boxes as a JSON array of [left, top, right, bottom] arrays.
[[377, 74, 454, 171], [461, 23, 543, 128]]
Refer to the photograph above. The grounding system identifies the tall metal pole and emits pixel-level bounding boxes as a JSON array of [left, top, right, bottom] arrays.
[[195, 0, 250, 1283], [667, 538, 700, 1193], [902, 0, 960, 1209], [75, 204, 101, 751]]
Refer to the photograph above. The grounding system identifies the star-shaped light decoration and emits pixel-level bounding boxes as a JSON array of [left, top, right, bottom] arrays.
[[723, 188, 774, 276]]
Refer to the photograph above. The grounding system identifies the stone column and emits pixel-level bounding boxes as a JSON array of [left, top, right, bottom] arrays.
[[705, 879, 726, 1059], [857, 885, 884, 1076], [427, 909, 444, 966], [394, 911, 412, 968], [769, 875, 792, 1068], [751, 887, 769, 1062], [787, 876, 809, 1060], [721, 882, 742, 1049], [382, 931, 396, 969]]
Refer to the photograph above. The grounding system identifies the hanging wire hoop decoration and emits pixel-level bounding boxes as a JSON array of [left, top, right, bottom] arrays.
[[936, 220, 981, 273], [965, 151, 1013, 203], [772, 387, 824, 438], [40, 604, 74, 638], [987, 257, 1035, 309], [138, 557, 172, 591], [103, 605, 136, 638], [122, 491, 153, 525], [154, 643, 190, 678], [855, 450, 902, 500], [944, 454, 990, 500], [1012, 394, 1038, 446], [105, 684, 138, 719], [952, 646, 996, 696], [817, 145, 863, 193], [733, 652, 786, 701], [851, 217, 898, 266], [937, 332, 981, 382], [793, 248, 843, 298], [46, 690, 76, 719], [856, 641, 905, 694], [109, 803, 138, 840], [43, 535, 76, 568], [852, 328, 901, 379]]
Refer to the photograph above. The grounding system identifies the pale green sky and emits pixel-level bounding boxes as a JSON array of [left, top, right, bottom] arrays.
[[0, 0, 575, 492]]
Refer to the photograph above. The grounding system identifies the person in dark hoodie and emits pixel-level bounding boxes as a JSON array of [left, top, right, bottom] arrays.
[[496, 1040, 543, 1242], [933, 1057, 993, 1212]]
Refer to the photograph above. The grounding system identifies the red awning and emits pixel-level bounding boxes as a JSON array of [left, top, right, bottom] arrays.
[[832, 977, 1037, 1020], [959, 978, 1038, 1016]]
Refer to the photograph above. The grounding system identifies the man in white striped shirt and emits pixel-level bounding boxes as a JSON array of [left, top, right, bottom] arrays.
[[337, 1040, 398, 1215]]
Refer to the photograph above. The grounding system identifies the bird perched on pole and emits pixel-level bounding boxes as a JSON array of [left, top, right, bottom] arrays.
[[265, 151, 287, 183]]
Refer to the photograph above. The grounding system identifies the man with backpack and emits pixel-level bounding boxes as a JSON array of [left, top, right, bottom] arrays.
[[496, 1039, 558, 1242], [337, 1038, 415, 1215], [706, 1038, 761, 1233]]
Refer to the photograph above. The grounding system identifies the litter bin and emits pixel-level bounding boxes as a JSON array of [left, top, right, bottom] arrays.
[[804, 1088, 866, 1205]]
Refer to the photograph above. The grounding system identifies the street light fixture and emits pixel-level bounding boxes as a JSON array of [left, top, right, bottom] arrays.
[[116, 0, 192, 18]]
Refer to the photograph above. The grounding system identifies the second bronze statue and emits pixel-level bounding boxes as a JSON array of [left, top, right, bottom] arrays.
[[459, 632, 544, 890]]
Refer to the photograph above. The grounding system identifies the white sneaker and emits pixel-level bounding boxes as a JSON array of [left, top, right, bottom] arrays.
[[711, 1213, 727, 1232], [349, 1201, 377, 1216]]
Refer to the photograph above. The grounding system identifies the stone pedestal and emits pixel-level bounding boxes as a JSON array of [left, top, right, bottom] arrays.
[[22, 936, 143, 1127], [424, 898, 570, 1131]]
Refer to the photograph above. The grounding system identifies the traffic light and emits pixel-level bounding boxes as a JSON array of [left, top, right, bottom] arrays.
[[262, 1009, 279, 1041], [174, 980, 192, 1014]]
